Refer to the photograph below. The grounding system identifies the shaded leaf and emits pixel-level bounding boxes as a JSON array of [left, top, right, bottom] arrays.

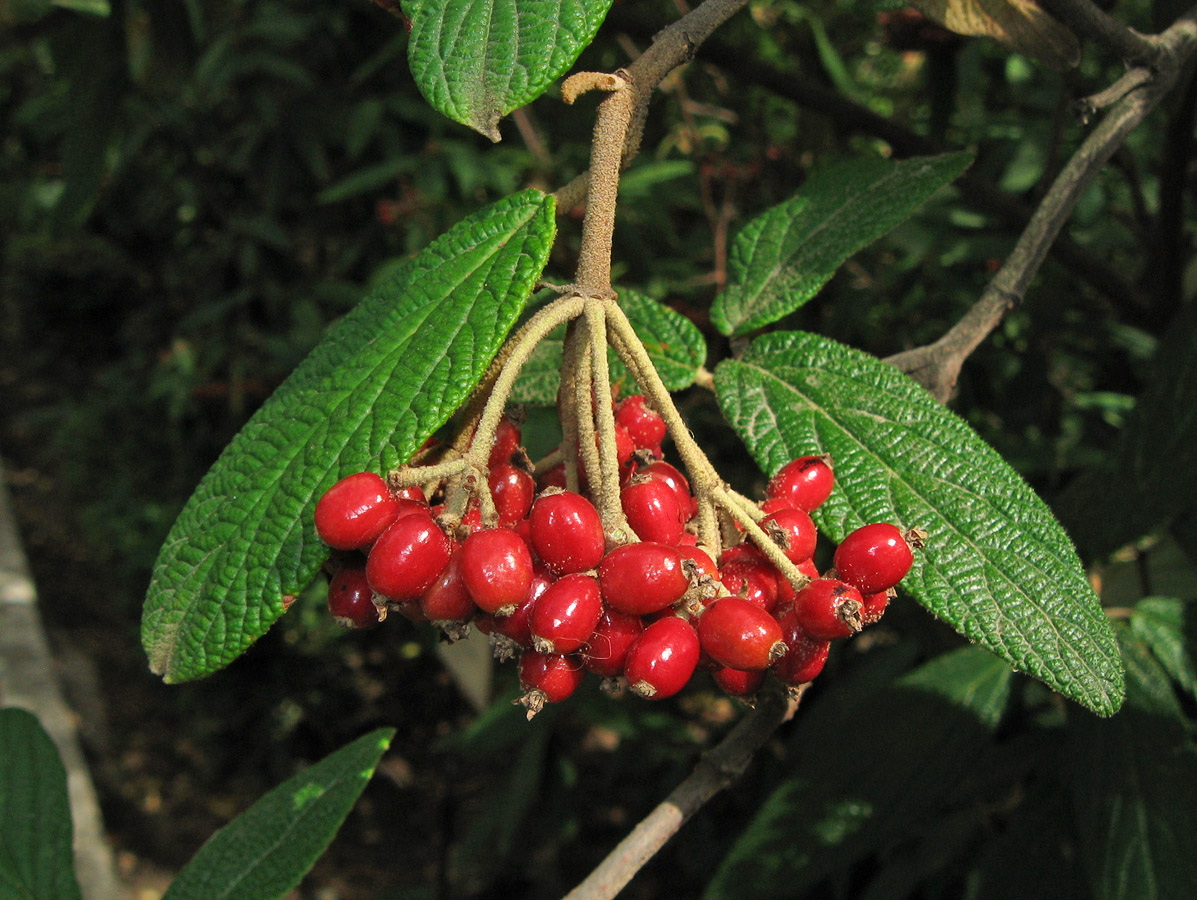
[[1068, 629, 1197, 900], [910, 0, 1080, 69], [1130, 597, 1197, 701], [162, 729, 394, 900], [710, 152, 973, 337], [406, 0, 615, 140], [510, 289, 706, 404], [143, 191, 555, 683], [714, 330, 1124, 715], [1057, 307, 1197, 560], [705, 647, 1012, 900]]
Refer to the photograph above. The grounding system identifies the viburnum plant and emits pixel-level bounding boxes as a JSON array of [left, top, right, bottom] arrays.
[[27, 0, 1180, 897]]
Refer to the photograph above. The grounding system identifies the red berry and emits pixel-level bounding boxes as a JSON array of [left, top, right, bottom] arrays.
[[476, 566, 553, 659], [860, 588, 894, 626], [315, 472, 402, 550], [720, 559, 779, 613], [615, 395, 667, 449], [639, 461, 693, 522], [584, 607, 644, 678], [392, 484, 428, 504], [833, 523, 914, 594], [366, 514, 452, 601], [460, 527, 534, 616], [489, 463, 535, 527], [698, 596, 786, 671], [598, 542, 688, 615], [517, 651, 586, 718], [487, 415, 522, 469], [793, 578, 864, 640], [712, 666, 764, 698], [418, 547, 477, 626], [766, 455, 835, 512], [536, 461, 568, 492], [773, 607, 831, 684], [761, 506, 818, 563], [529, 491, 606, 575], [682, 545, 719, 581], [623, 616, 700, 700], [621, 477, 686, 544], [529, 573, 603, 654], [327, 565, 380, 628]]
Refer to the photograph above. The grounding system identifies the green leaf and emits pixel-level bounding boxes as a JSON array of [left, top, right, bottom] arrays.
[[0, 708, 83, 900], [406, 0, 615, 141], [162, 728, 394, 900], [1068, 629, 1197, 900], [1056, 307, 1197, 560], [714, 330, 1124, 715], [143, 191, 555, 683], [710, 152, 973, 337], [704, 646, 1012, 900], [1130, 597, 1197, 701], [510, 288, 707, 404]]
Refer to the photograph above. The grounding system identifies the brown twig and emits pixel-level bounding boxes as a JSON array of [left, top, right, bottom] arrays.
[[1036, 0, 1161, 64], [562, 682, 802, 900], [887, 9, 1197, 402]]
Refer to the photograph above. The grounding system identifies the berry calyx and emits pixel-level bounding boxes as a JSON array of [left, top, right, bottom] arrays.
[[793, 577, 864, 641], [761, 506, 818, 564], [833, 522, 915, 594], [366, 514, 453, 601], [766, 455, 835, 513], [529, 491, 606, 575], [697, 596, 786, 671], [623, 616, 700, 700], [315, 472, 402, 550], [460, 527, 534, 616]]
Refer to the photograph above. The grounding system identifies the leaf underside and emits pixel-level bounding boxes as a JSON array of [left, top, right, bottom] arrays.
[[714, 330, 1124, 715], [406, 0, 615, 140], [910, 0, 1080, 69], [711, 151, 974, 337], [142, 190, 556, 683]]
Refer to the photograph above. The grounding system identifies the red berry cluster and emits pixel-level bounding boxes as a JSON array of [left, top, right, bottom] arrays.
[[314, 401, 921, 718]]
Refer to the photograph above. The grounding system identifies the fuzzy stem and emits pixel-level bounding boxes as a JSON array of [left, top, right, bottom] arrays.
[[560, 321, 585, 493], [585, 299, 632, 538], [715, 487, 813, 593]]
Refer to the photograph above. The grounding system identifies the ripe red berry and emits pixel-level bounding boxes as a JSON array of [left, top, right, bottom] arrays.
[[517, 651, 586, 719], [366, 513, 452, 601], [720, 559, 779, 613], [615, 395, 667, 449], [697, 596, 786, 671], [621, 477, 686, 544], [487, 415, 522, 469], [529, 491, 606, 575], [638, 461, 693, 522], [529, 573, 603, 654], [327, 565, 380, 628], [489, 463, 535, 527], [860, 588, 894, 626], [418, 547, 477, 627], [476, 566, 553, 659], [793, 577, 864, 640], [712, 666, 764, 699], [315, 472, 402, 550], [766, 455, 835, 512], [391, 484, 428, 504], [460, 527, 534, 616], [623, 616, 700, 700], [773, 607, 831, 685], [598, 542, 688, 615], [761, 506, 818, 563], [833, 522, 914, 594], [583, 607, 644, 678]]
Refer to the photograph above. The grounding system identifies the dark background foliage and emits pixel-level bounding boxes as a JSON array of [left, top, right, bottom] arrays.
[[1, 0, 1194, 897]]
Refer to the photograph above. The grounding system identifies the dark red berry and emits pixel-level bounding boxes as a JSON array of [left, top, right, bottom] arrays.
[[698, 596, 786, 671], [460, 527, 534, 616], [793, 578, 864, 640], [517, 651, 585, 719], [598, 542, 688, 615], [327, 565, 380, 628], [615, 395, 667, 449], [773, 607, 831, 685], [315, 472, 402, 550], [487, 415, 522, 469], [712, 666, 764, 699], [529, 491, 606, 575], [623, 616, 700, 700], [766, 455, 835, 512], [366, 514, 452, 601], [476, 566, 552, 659], [489, 463, 535, 527], [621, 477, 686, 544], [860, 588, 894, 626], [720, 559, 779, 613], [833, 522, 914, 594], [529, 573, 603, 654], [418, 547, 476, 626], [761, 506, 818, 563], [584, 608, 644, 678]]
